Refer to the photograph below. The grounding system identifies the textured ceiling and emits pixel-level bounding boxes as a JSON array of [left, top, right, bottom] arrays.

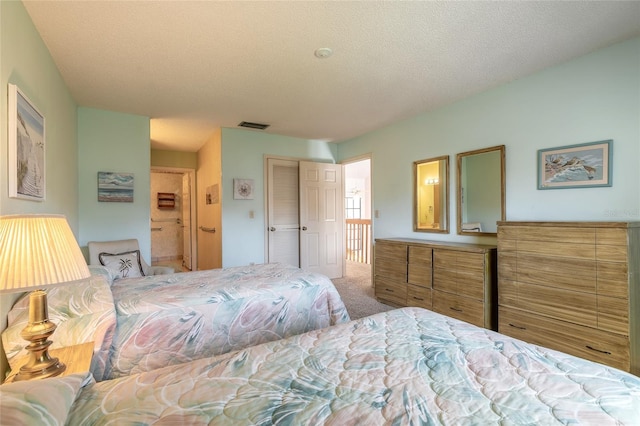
[[23, 1, 640, 152]]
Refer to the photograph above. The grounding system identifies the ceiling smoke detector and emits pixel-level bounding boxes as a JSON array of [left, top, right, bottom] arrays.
[[314, 47, 333, 59], [238, 121, 270, 130]]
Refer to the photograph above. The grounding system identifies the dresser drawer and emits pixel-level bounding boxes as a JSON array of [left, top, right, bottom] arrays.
[[408, 246, 432, 287], [374, 258, 407, 281], [407, 285, 432, 309], [375, 242, 407, 260], [433, 269, 484, 300], [432, 267, 457, 292], [408, 263, 431, 287], [374, 276, 407, 306], [409, 246, 432, 263], [432, 290, 485, 328], [455, 252, 485, 273], [499, 307, 629, 372]]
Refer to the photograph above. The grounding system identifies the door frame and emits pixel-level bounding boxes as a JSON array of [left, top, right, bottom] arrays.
[[151, 166, 198, 270], [340, 153, 373, 280]]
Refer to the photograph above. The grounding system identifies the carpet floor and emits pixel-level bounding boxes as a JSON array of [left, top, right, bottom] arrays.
[[331, 261, 394, 320]]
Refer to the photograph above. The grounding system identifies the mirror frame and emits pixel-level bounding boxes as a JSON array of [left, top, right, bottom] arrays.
[[413, 155, 450, 234], [456, 145, 505, 236]]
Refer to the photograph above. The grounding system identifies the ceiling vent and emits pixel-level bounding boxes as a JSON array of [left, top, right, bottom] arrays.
[[238, 121, 270, 130]]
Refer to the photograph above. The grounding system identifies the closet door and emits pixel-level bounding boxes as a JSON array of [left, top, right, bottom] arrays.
[[266, 158, 344, 278], [267, 158, 300, 267]]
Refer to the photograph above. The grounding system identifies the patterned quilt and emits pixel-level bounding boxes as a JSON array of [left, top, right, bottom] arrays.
[[2, 263, 349, 381], [1, 272, 116, 381], [103, 262, 350, 379], [3, 307, 638, 425]]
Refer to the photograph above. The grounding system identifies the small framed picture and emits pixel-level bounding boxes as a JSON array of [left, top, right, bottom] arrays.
[[233, 179, 254, 200], [98, 172, 134, 202], [537, 140, 612, 190], [8, 84, 46, 201]]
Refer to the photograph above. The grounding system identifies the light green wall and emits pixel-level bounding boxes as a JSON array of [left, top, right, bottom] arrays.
[[0, 0, 80, 380], [338, 36, 640, 243], [151, 149, 197, 169], [78, 107, 152, 262], [220, 128, 337, 267], [0, 0, 79, 221]]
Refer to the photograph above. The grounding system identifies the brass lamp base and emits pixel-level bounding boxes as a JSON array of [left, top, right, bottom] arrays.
[[14, 290, 66, 381]]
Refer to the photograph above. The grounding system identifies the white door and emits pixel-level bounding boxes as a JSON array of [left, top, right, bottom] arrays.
[[299, 161, 343, 279], [181, 173, 192, 270], [267, 158, 300, 267]]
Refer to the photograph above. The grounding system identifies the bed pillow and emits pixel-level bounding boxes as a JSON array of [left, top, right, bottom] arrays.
[[98, 250, 145, 280], [88, 265, 115, 286], [0, 372, 92, 426]]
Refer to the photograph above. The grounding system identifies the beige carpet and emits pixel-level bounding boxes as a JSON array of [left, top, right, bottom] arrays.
[[331, 261, 394, 320]]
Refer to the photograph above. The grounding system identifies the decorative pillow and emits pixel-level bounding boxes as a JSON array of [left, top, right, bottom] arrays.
[[98, 250, 145, 280]]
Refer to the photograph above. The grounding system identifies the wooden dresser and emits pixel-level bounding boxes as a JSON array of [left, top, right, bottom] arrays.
[[374, 238, 497, 330], [497, 221, 640, 375]]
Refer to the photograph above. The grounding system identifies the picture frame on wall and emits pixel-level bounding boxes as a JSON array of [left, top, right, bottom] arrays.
[[98, 172, 134, 202], [537, 139, 612, 190], [233, 178, 254, 200], [8, 83, 46, 201]]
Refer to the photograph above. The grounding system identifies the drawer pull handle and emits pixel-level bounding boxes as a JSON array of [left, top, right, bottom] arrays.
[[508, 323, 526, 330], [413, 297, 424, 301], [385, 288, 395, 293], [450, 307, 462, 312], [586, 345, 612, 355]]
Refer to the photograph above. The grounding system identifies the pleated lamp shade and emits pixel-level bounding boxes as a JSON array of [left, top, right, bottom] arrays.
[[0, 214, 90, 293]]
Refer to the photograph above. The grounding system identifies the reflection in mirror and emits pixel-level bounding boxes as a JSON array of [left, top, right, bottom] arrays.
[[457, 145, 505, 236], [414, 155, 449, 233]]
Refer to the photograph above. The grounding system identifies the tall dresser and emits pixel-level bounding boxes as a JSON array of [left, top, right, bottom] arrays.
[[374, 238, 497, 330], [497, 221, 640, 375]]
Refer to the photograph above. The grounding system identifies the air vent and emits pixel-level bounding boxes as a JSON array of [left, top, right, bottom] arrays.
[[238, 121, 270, 130]]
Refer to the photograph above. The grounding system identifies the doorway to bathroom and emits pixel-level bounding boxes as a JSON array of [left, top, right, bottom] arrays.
[[150, 167, 197, 271]]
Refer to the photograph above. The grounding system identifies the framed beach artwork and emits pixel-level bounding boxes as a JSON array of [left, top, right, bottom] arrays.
[[537, 140, 612, 190], [8, 84, 46, 201], [98, 172, 134, 202]]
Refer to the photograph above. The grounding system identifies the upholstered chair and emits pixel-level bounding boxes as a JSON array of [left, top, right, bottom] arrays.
[[87, 239, 175, 277]]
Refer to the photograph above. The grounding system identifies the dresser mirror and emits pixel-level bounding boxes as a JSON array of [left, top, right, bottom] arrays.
[[413, 155, 449, 233], [456, 145, 505, 235]]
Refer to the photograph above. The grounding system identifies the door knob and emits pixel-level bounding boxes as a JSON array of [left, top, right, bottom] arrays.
[[269, 227, 276, 232], [301, 226, 307, 231]]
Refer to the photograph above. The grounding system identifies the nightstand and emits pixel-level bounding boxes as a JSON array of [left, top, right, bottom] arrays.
[[3, 341, 94, 384]]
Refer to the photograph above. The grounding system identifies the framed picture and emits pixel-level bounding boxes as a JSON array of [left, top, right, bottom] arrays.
[[538, 140, 612, 190], [98, 172, 134, 202], [233, 178, 254, 200], [8, 84, 46, 201]]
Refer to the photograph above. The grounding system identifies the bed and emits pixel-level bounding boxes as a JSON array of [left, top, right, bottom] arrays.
[[2, 263, 350, 381], [2, 307, 639, 425]]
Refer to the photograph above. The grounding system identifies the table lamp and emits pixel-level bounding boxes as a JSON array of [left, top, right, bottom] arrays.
[[0, 214, 90, 381]]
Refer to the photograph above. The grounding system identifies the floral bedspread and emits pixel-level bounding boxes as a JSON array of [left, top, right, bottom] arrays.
[[103, 263, 350, 379], [4, 307, 637, 425]]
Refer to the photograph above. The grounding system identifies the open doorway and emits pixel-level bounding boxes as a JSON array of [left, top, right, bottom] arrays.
[[342, 157, 372, 281], [150, 167, 197, 271]]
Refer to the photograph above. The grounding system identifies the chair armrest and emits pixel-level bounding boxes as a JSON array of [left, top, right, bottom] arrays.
[[148, 266, 175, 275]]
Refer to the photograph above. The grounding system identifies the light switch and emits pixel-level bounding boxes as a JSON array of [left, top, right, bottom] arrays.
[[249, 210, 255, 219]]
